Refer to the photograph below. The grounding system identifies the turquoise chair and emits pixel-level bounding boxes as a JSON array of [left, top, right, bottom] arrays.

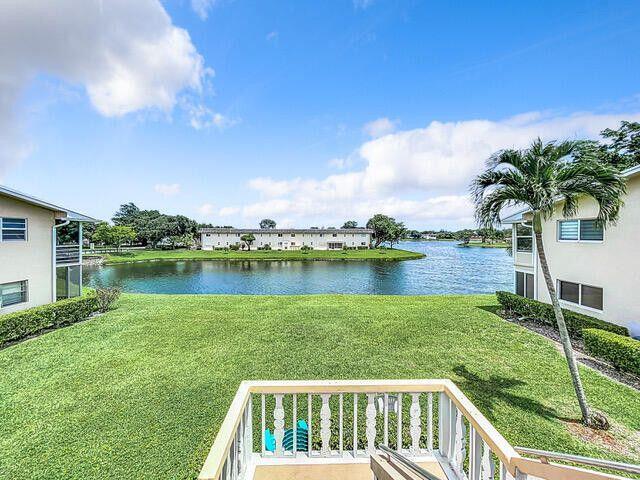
[[265, 419, 309, 452]]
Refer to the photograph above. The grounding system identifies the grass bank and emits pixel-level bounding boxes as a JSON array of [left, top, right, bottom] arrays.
[[93, 247, 424, 264], [1, 294, 638, 479]]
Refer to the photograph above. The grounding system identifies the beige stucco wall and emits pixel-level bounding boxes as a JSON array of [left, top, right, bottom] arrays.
[[531, 174, 640, 334], [0, 195, 55, 314]]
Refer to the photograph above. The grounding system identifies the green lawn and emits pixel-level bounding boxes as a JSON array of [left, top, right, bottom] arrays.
[[1, 294, 638, 479], [94, 247, 424, 264]]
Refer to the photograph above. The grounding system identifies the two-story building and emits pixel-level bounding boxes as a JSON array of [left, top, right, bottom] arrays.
[[502, 164, 640, 335], [199, 228, 374, 251], [0, 185, 97, 314]]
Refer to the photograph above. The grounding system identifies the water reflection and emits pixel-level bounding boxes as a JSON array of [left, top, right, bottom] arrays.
[[84, 241, 513, 295]]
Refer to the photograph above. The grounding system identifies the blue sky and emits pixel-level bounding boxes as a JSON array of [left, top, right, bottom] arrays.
[[2, 0, 640, 229]]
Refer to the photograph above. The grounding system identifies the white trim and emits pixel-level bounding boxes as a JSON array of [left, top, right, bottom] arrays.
[[0, 216, 28, 242], [0, 184, 97, 222]]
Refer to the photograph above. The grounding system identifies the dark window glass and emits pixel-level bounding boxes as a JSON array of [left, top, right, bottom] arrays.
[[1, 217, 27, 241], [559, 280, 580, 304], [56, 267, 69, 300], [516, 272, 525, 296], [525, 273, 535, 299], [558, 220, 579, 240], [0, 281, 27, 307], [580, 220, 604, 241], [516, 237, 532, 252], [581, 285, 603, 310]]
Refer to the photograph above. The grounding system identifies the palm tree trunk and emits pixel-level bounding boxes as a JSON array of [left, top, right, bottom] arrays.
[[533, 226, 607, 428]]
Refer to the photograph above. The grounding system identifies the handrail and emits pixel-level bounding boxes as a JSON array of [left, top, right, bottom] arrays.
[[379, 445, 441, 480], [515, 447, 640, 475]]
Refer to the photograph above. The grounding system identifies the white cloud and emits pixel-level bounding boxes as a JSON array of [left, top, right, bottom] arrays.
[[154, 183, 181, 196], [266, 31, 279, 42], [220, 110, 640, 228], [199, 203, 215, 216], [0, 0, 210, 176], [191, 0, 218, 20], [363, 117, 398, 138], [353, 0, 375, 9], [186, 102, 236, 130], [219, 206, 240, 216]]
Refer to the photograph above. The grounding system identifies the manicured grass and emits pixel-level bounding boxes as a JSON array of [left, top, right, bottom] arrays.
[[96, 247, 424, 264], [1, 294, 638, 479]]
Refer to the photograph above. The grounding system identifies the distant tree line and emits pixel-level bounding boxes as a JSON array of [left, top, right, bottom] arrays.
[[404, 227, 511, 243]]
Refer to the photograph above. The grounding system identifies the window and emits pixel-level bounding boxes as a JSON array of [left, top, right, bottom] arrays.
[[332, 233, 337, 237], [0, 281, 28, 307], [558, 280, 579, 304], [278, 233, 283, 237], [558, 280, 602, 310], [1, 217, 27, 241], [515, 224, 532, 252], [56, 266, 81, 300], [559, 219, 603, 241], [515, 272, 534, 299], [291, 233, 295, 237]]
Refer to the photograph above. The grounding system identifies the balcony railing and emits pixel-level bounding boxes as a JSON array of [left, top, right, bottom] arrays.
[[56, 244, 81, 265], [198, 380, 636, 480]]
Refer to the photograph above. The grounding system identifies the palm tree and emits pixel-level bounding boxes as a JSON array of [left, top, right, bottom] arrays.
[[471, 138, 626, 429]]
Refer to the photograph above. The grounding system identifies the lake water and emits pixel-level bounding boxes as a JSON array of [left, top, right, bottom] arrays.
[[83, 241, 514, 295]]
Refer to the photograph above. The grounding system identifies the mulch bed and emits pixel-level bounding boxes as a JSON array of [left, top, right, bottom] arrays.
[[500, 311, 640, 391]]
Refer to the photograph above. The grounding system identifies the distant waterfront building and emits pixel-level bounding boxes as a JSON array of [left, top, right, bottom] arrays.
[[501, 164, 640, 334], [199, 227, 373, 251], [421, 233, 437, 240], [0, 185, 96, 314]]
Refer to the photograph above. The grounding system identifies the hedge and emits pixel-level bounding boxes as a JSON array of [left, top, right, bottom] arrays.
[[0, 294, 99, 347], [583, 328, 640, 375], [496, 291, 629, 337]]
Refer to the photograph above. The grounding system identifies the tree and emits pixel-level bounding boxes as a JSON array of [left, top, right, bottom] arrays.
[[366, 214, 395, 247], [574, 121, 640, 171], [471, 138, 625, 430], [91, 222, 112, 246], [110, 226, 137, 252], [240, 233, 256, 251], [342, 220, 358, 229], [260, 219, 277, 229], [387, 222, 406, 248]]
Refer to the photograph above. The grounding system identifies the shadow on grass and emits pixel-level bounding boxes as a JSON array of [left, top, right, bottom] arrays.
[[476, 304, 502, 316], [452, 365, 572, 424]]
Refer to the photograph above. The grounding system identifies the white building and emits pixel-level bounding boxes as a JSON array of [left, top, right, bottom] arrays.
[[0, 185, 97, 314], [502, 164, 640, 334], [200, 227, 373, 251]]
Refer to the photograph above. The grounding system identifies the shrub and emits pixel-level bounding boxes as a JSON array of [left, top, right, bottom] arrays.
[[496, 291, 629, 337], [583, 329, 640, 375], [0, 294, 99, 346], [229, 244, 240, 251], [95, 287, 121, 313], [263, 244, 272, 251], [300, 245, 311, 252]]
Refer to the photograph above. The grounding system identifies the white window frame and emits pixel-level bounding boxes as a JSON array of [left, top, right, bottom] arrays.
[[515, 223, 533, 253], [0, 280, 29, 308], [515, 270, 535, 299], [557, 219, 604, 243], [0, 217, 28, 242], [557, 279, 604, 313]]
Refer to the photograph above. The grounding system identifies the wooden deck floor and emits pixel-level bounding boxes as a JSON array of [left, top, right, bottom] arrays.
[[252, 459, 447, 480]]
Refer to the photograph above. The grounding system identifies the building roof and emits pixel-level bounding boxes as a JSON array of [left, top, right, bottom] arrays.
[[199, 227, 374, 234], [499, 164, 639, 224], [0, 184, 98, 222]]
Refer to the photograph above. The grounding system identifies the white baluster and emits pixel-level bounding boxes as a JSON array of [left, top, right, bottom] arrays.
[[274, 394, 285, 456], [320, 394, 332, 456], [261, 394, 266, 455], [383, 393, 389, 446], [427, 392, 433, 451], [308, 394, 313, 456], [244, 398, 253, 473], [438, 392, 450, 457], [366, 393, 377, 454], [292, 394, 297, 458], [453, 408, 466, 474], [396, 393, 403, 452], [470, 427, 482, 480], [481, 441, 494, 480], [353, 393, 358, 456], [339, 394, 344, 454], [409, 393, 421, 455]]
